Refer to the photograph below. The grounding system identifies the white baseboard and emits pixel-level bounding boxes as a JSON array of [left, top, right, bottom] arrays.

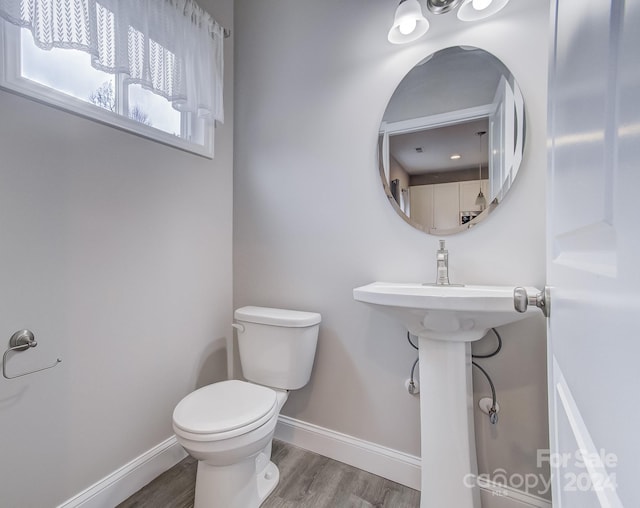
[[56, 436, 187, 508], [275, 415, 422, 490], [56, 418, 552, 508], [275, 415, 552, 508]]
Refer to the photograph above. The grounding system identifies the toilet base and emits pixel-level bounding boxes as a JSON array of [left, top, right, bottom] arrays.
[[257, 461, 280, 502], [194, 449, 280, 508]]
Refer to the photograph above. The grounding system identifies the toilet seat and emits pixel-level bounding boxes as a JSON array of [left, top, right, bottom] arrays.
[[173, 380, 278, 442]]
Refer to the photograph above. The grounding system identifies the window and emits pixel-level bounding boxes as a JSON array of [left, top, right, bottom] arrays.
[[0, 0, 224, 157]]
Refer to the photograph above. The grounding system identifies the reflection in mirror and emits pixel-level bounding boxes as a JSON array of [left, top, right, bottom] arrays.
[[379, 46, 525, 236]]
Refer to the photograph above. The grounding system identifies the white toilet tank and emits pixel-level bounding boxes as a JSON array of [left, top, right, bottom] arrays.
[[234, 306, 321, 390]]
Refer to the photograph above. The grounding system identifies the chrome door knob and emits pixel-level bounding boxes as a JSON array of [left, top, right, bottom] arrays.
[[513, 287, 550, 317], [513, 287, 530, 313]]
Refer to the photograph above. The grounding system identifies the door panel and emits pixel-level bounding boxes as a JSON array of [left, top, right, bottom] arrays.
[[547, 1, 640, 506], [489, 80, 505, 202]]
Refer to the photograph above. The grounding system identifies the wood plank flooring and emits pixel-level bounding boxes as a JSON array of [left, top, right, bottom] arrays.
[[118, 440, 420, 508]]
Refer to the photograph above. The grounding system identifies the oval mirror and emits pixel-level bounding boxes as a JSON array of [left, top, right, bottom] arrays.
[[378, 46, 525, 235]]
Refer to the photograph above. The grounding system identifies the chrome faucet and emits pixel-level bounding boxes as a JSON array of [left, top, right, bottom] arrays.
[[436, 240, 450, 285]]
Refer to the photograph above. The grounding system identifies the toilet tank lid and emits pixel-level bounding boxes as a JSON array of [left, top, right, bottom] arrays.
[[234, 306, 321, 327]]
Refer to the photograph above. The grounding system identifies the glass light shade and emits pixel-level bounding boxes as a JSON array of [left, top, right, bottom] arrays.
[[457, 0, 510, 21], [472, 0, 493, 10], [475, 190, 487, 207], [388, 0, 430, 44], [399, 17, 417, 35]]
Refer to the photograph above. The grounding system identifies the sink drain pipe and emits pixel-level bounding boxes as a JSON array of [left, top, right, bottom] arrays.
[[472, 328, 501, 424]]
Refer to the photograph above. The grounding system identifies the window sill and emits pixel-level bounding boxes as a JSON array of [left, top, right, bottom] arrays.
[[1, 76, 214, 159]]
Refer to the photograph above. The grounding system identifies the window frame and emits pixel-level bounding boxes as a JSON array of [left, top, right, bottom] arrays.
[[0, 22, 214, 158]]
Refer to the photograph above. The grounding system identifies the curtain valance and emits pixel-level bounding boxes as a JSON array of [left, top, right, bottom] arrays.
[[0, 0, 224, 123]]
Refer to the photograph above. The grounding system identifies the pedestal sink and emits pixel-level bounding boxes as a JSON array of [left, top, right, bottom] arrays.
[[353, 282, 539, 508]]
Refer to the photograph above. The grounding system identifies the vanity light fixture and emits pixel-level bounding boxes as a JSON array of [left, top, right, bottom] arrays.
[[457, 0, 511, 21], [388, 0, 511, 45], [450, 154, 462, 160], [388, 0, 430, 44], [475, 131, 487, 208]]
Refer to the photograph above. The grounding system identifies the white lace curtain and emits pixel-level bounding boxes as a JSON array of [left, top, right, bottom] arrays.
[[0, 0, 224, 123]]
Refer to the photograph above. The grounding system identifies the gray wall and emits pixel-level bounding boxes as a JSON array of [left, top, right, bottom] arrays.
[[0, 0, 233, 505], [234, 0, 550, 496]]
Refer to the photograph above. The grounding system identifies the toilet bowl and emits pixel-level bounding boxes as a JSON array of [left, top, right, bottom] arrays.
[[172, 306, 321, 508], [173, 380, 288, 507]]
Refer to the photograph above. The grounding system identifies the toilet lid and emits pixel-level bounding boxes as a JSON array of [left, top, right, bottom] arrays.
[[173, 380, 277, 435]]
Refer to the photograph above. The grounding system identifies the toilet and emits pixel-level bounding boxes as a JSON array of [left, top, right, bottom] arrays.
[[172, 306, 321, 508]]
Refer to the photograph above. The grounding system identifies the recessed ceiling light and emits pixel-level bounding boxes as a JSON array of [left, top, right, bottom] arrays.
[[450, 154, 461, 160]]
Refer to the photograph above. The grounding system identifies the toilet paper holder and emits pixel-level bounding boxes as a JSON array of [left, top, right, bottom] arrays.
[[2, 329, 62, 380]]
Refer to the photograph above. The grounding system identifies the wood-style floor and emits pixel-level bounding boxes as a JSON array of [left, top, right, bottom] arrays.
[[117, 440, 420, 508]]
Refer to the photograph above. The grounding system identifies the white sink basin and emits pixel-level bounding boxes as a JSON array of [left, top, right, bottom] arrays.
[[353, 282, 538, 342]]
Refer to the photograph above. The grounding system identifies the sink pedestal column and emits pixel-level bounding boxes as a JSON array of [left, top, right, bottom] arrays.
[[418, 337, 481, 508], [352, 282, 538, 507]]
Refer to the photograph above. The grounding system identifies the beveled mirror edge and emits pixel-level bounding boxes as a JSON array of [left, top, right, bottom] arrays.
[[378, 45, 526, 237]]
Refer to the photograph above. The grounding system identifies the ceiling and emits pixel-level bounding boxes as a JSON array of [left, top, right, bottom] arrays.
[[389, 117, 489, 175]]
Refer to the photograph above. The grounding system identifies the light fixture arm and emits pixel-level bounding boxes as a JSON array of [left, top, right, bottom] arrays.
[[427, 0, 464, 15]]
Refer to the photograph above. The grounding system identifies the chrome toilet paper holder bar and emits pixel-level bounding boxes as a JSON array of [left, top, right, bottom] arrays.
[[2, 329, 62, 380]]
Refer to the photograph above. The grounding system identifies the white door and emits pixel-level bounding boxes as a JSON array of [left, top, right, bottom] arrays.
[[547, 1, 640, 506], [489, 79, 505, 202], [489, 76, 514, 202]]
